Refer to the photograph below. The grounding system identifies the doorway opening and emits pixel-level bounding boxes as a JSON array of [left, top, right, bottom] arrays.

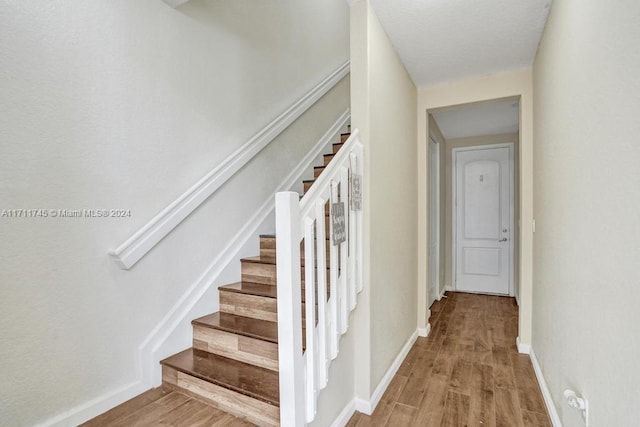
[[428, 97, 521, 306]]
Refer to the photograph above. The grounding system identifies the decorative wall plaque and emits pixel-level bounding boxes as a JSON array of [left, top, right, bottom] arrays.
[[331, 202, 346, 245], [350, 173, 362, 211]]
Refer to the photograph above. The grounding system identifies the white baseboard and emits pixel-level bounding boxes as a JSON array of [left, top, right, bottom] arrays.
[[516, 336, 531, 354], [439, 287, 447, 300], [445, 284, 454, 292], [354, 329, 419, 415], [418, 323, 431, 337], [39, 110, 351, 427], [330, 399, 357, 427], [36, 381, 148, 427], [530, 348, 562, 427]]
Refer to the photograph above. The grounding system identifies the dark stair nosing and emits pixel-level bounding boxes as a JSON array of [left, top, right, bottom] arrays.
[[241, 256, 276, 265], [161, 348, 279, 406], [218, 282, 276, 298], [192, 312, 278, 344], [242, 255, 331, 269], [219, 281, 317, 303]]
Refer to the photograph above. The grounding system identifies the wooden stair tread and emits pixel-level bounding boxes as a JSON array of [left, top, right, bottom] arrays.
[[192, 312, 278, 344], [242, 255, 330, 269], [160, 348, 279, 406], [241, 256, 276, 265], [219, 282, 276, 298]]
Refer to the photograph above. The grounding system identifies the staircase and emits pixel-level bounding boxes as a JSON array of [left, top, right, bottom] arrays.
[[159, 133, 350, 426]]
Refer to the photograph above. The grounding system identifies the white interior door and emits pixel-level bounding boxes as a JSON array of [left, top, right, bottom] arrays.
[[454, 145, 513, 295], [428, 137, 439, 307]]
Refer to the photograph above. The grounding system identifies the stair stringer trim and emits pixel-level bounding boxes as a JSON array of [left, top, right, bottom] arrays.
[[140, 109, 351, 388]]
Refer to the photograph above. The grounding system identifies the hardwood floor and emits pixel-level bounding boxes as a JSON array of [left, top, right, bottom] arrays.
[[85, 292, 550, 426], [347, 292, 552, 427], [80, 388, 254, 426]]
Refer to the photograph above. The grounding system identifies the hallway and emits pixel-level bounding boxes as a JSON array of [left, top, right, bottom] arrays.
[[347, 292, 551, 426]]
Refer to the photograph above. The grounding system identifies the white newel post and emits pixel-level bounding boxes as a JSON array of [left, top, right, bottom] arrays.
[[275, 192, 305, 427]]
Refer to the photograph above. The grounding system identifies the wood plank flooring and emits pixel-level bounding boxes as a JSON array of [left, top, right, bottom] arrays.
[[84, 292, 550, 426], [80, 389, 254, 426], [347, 292, 552, 427]]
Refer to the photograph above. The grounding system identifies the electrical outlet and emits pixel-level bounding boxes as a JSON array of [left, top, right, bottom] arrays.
[[564, 390, 588, 426]]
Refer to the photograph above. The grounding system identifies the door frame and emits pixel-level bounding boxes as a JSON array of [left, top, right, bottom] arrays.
[[452, 142, 515, 296], [428, 135, 441, 304]]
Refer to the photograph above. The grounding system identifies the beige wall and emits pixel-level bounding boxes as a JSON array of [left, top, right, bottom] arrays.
[[532, 1, 640, 425], [441, 133, 520, 300], [350, 0, 373, 401], [351, 0, 419, 399], [417, 69, 534, 347], [367, 1, 418, 388], [0, 1, 349, 424]]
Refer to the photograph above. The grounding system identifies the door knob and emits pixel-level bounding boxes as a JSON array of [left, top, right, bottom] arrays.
[[498, 238, 508, 242]]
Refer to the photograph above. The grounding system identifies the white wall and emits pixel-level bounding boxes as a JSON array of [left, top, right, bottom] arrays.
[[0, 0, 349, 424], [532, 1, 640, 425], [351, 0, 419, 399]]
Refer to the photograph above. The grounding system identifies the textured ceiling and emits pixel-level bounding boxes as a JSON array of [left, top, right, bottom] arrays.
[[369, 0, 552, 87], [431, 99, 519, 140]]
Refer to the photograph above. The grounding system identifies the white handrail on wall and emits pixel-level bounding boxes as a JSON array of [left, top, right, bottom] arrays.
[[109, 61, 350, 269], [275, 129, 364, 426]]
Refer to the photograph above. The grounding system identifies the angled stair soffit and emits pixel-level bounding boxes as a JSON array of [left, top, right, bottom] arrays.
[[162, 0, 190, 8]]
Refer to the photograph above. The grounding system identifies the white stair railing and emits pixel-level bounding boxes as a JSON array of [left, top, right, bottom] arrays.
[[275, 130, 364, 426]]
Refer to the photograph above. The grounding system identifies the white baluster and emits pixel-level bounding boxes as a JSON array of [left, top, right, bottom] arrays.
[[339, 166, 349, 334], [348, 152, 358, 308], [315, 198, 329, 387], [303, 218, 317, 422], [356, 141, 364, 293], [275, 192, 305, 427], [329, 180, 340, 358]]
